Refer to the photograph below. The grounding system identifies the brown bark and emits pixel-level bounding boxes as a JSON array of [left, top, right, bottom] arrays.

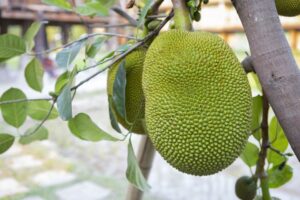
[[233, 0, 300, 161], [126, 136, 156, 200]]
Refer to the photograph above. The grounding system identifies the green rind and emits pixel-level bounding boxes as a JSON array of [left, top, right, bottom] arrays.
[[275, 0, 300, 16], [143, 30, 252, 176]]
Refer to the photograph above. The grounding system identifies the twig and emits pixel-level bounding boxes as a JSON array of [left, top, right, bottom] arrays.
[[71, 10, 174, 92], [78, 53, 122, 73], [112, 6, 138, 26], [126, 0, 135, 8], [241, 56, 254, 73], [255, 92, 272, 200], [148, 0, 164, 15], [27, 33, 139, 56], [147, 14, 167, 19], [0, 98, 52, 105], [268, 145, 286, 158], [23, 100, 56, 136], [90, 23, 135, 28]]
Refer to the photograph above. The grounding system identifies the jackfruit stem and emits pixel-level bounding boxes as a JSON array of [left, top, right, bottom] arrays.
[[171, 0, 193, 31]]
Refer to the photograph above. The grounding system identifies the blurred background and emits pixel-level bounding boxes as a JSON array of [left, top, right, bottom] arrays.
[[0, 0, 299, 199]]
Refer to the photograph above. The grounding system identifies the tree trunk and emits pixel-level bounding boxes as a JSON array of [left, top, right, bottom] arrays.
[[126, 135, 156, 200], [233, 0, 300, 161]]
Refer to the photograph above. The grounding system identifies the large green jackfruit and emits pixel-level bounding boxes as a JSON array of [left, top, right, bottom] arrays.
[[142, 30, 252, 175], [107, 48, 146, 134], [275, 0, 300, 16]]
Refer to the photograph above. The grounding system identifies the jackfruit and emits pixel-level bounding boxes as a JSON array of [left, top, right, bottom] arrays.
[[275, 0, 300, 16], [235, 176, 257, 200], [107, 48, 146, 134], [142, 30, 252, 175]]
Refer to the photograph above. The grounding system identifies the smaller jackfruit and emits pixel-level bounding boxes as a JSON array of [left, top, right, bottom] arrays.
[[235, 176, 257, 200], [107, 48, 146, 134], [275, 0, 300, 16]]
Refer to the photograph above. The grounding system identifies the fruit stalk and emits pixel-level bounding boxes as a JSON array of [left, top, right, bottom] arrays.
[[171, 0, 193, 31]]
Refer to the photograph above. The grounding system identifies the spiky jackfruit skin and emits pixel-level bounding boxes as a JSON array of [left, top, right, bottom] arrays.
[[142, 30, 252, 176], [107, 48, 146, 134], [275, 0, 300, 16]]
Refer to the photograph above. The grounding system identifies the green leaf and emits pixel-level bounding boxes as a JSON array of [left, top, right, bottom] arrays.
[[240, 142, 259, 167], [25, 58, 44, 92], [55, 71, 71, 94], [24, 21, 42, 51], [269, 117, 288, 151], [56, 40, 84, 68], [137, 0, 153, 27], [112, 61, 127, 120], [75, 1, 109, 16], [252, 95, 262, 140], [126, 139, 150, 191], [268, 164, 293, 188], [19, 125, 48, 145], [267, 117, 288, 166], [108, 97, 122, 133], [86, 37, 107, 58], [28, 101, 58, 120], [68, 113, 117, 141], [42, 0, 72, 10], [0, 34, 26, 59], [57, 84, 72, 121], [0, 134, 15, 154], [0, 88, 27, 128]]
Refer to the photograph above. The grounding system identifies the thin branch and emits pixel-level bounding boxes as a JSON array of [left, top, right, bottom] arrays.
[[241, 56, 254, 73], [126, 0, 135, 8], [147, 14, 167, 19], [71, 10, 174, 92], [111, 6, 138, 26], [27, 33, 139, 56], [255, 92, 272, 200], [268, 145, 286, 158], [78, 53, 122, 73], [24, 100, 56, 136], [90, 23, 135, 28], [148, 0, 164, 15], [0, 98, 52, 105]]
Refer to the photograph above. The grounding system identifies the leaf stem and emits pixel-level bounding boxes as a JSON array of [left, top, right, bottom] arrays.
[[23, 100, 56, 137]]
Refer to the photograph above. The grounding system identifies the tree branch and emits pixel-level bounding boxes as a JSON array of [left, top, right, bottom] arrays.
[[111, 6, 138, 27], [233, 0, 300, 161], [241, 56, 254, 73]]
